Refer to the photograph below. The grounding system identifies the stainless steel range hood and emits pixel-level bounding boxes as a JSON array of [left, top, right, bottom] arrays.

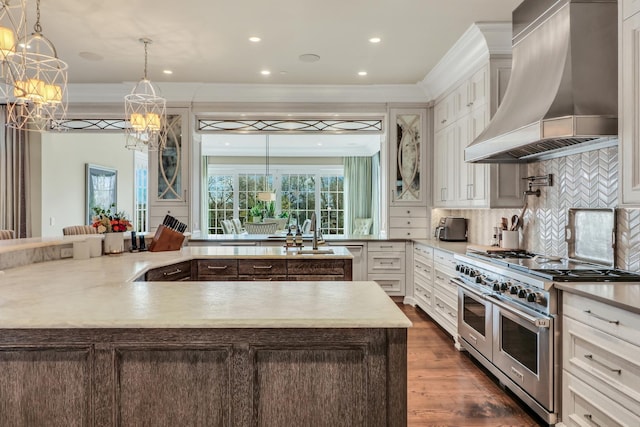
[[465, 0, 618, 163]]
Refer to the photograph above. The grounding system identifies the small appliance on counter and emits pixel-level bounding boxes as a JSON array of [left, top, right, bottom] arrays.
[[434, 217, 467, 242]]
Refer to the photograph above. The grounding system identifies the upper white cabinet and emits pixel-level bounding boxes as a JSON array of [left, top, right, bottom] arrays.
[[389, 107, 428, 207], [148, 108, 191, 230], [433, 60, 525, 209], [620, 10, 640, 205]]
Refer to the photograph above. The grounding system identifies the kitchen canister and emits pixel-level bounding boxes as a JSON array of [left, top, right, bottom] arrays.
[[501, 230, 520, 249]]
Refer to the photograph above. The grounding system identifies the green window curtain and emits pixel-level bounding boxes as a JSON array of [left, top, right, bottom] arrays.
[[344, 156, 376, 234]]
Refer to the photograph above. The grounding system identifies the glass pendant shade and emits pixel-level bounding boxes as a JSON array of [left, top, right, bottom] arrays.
[[124, 39, 166, 151], [6, 0, 68, 132]]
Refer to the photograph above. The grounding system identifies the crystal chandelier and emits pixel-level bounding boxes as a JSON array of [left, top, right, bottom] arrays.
[[7, 0, 68, 132], [124, 38, 166, 151]]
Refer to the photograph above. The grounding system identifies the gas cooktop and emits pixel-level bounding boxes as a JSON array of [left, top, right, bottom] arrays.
[[466, 250, 640, 282]]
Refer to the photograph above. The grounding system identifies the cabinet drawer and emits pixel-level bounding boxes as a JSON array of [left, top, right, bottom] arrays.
[[563, 293, 640, 347], [367, 252, 405, 273], [238, 259, 286, 275], [414, 282, 434, 311], [389, 207, 428, 218], [562, 371, 638, 427], [238, 275, 287, 281], [368, 241, 406, 252], [414, 259, 433, 282], [368, 274, 405, 295], [413, 244, 433, 260], [389, 228, 429, 239], [433, 249, 457, 273], [434, 293, 458, 331], [287, 259, 346, 276], [563, 316, 640, 412], [196, 259, 238, 280], [145, 261, 192, 281]]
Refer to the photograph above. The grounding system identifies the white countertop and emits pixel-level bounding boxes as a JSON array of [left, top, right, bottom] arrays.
[[0, 246, 410, 329]]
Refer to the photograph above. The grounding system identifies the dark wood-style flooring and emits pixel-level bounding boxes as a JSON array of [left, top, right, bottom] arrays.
[[401, 303, 546, 427]]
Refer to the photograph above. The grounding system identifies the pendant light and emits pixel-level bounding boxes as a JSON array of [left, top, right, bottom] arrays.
[[0, 0, 26, 100], [257, 135, 276, 202], [7, 0, 68, 132], [124, 38, 166, 151]]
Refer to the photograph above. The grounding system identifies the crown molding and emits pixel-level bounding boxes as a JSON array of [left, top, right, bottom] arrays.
[[418, 22, 512, 100], [66, 82, 429, 106]]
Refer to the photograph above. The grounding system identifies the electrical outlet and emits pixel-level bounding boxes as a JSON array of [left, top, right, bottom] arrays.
[[61, 247, 73, 258], [50, 217, 55, 226]]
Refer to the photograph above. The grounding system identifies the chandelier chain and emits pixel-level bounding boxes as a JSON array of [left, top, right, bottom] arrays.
[[143, 40, 149, 80], [34, 0, 42, 33]]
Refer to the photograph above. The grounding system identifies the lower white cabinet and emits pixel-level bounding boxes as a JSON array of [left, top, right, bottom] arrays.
[[561, 292, 640, 426], [367, 241, 406, 296], [411, 243, 434, 313]]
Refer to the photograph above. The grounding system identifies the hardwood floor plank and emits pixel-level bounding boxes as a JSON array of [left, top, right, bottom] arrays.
[[401, 303, 546, 427]]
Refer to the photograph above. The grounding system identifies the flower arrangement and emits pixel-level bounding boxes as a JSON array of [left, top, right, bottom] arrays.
[[91, 204, 133, 233]]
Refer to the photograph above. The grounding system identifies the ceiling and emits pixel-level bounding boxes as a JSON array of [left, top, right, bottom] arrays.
[[37, 0, 521, 86]]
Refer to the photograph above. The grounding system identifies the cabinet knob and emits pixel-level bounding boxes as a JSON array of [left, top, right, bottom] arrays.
[[441, 119, 447, 124]]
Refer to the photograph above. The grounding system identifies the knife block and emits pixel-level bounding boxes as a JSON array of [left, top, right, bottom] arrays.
[[148, 225, 185, 252]]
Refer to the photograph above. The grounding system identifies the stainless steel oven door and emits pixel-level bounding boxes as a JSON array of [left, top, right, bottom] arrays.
[[491, 296, 554, 411], [455, 278, 493, 360]]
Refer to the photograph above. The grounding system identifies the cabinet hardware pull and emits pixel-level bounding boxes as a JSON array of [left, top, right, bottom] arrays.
[[583, 414, 601, 427], [441, 119, 447, 124], [436, 303, 444, 309], [584, 309, 619, 325], [253, 277, 273, 281], [380, 245, 393, 248], [447, 311, 455, 318], [207, 265, 228, 270], [253, 265, 273, 269], [468, 334, 477, 343], [163, 268, 182, 277], [583, 354, 622, 374], [510, 366, 524, 381]]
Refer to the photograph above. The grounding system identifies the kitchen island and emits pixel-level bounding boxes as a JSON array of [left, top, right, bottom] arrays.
[[0, 247, 410, 426]]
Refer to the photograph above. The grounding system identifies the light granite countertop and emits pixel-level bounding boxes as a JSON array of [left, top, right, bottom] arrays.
[[555, 282, 640, 315], [0, 246, 410, 329]]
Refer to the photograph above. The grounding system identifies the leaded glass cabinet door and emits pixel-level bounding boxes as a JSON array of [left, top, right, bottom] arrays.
[[148, 109, 190, 230], [389, 108, 428, 206]]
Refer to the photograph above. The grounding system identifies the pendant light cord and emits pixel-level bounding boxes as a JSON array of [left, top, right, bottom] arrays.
[[143, 41, 149, 80]]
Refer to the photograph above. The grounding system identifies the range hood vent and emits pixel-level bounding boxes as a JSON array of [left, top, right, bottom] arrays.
[[465, 0, 618, 163]]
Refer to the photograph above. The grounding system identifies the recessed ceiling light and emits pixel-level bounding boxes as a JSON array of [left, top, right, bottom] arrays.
[[261, 70, 271, 75], [163, 69, 173, 75], [369, 37, 381, 43], [358, 71, 368, 76], [299, 53, 320, 63], [249, 36, 261, 42]]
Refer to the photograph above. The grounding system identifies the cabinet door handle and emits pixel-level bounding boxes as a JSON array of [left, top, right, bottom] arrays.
[[253, 265, 273, 269], [207, 265, 228, 270], [252, 277, 273, 281], [441, 119, 447, 124], [583, 354, 622, 374], [584, 309, 619, 325], [163, 268, 183, 277]]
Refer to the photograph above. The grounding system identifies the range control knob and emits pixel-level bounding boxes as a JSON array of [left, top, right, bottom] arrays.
[[509, 285, 520, 295], [527, 292, 547, 305], [455, 264, 461, 272], [526, 292, 537, 302], [500, 282, 509, 291], [518, 288, 529, 298], [492, 283, 501, 291], [475, 276, 483, 284], [469, 270, 478, 278]]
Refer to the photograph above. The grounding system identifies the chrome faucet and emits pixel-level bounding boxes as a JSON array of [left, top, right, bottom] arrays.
[[309, 212, 323, 250]]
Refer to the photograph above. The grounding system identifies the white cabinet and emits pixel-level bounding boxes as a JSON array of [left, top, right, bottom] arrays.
[[367, 241, 406, 296], [430, 248, 460, 346], [149, 108, 191, 230], [561, 292, 640, 425], [388, 207, 429, 239], [432, 61, 525, 209], [620, 11, 640, 205], [409, 242, 434, 314], [434, 92, 454, 133], [326, 241, 367, 281]]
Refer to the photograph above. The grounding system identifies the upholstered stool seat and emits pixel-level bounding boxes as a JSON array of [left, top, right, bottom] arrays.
[[352, 218, 373, 235], [63, 225, 98, 235]]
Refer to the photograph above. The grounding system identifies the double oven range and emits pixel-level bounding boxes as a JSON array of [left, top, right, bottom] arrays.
[[453, 250, 640, 425]]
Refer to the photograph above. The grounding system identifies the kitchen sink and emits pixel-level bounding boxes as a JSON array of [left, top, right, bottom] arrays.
[[294, 249, 334, 255]]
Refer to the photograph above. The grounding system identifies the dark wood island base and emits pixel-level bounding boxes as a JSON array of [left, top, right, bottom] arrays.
[[0, 327, 407, 426]]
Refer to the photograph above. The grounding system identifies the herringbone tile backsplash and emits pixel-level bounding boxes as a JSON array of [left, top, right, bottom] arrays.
[[435, 146, 640, 271]]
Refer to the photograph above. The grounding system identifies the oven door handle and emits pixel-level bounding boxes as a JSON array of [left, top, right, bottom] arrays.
[[489, 296, 552, 329], [451, 278, 491, 299]]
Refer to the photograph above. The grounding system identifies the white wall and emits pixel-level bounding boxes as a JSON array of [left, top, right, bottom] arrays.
[[40, 133, 135, 237]]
